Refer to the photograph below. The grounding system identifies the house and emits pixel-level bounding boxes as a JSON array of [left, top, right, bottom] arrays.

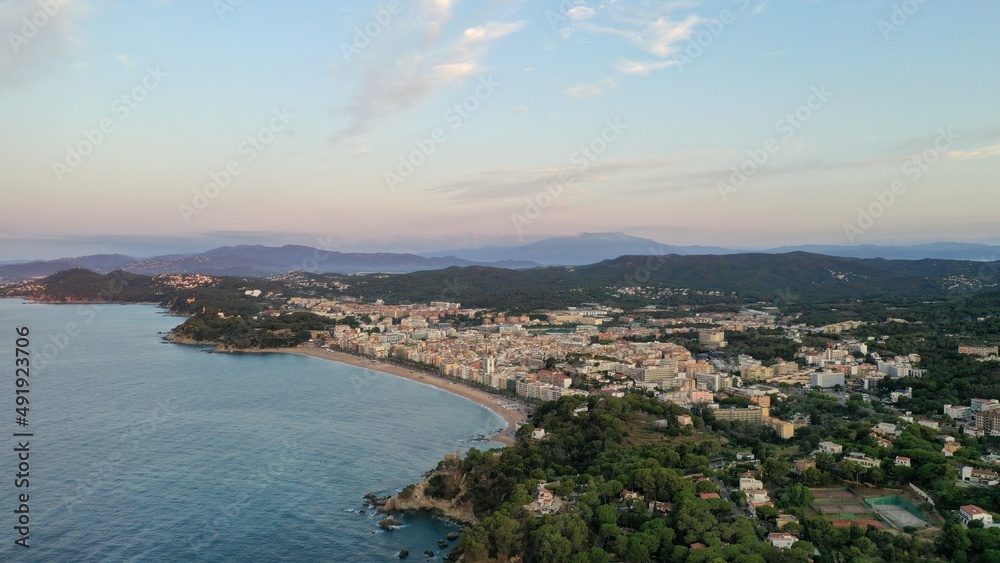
[[525, 483, 560, 514], [846, 452, 880, 469], [874, 436, 893, 448], [819, 441, 843, 455], [620, 489, 644, 502], [776, 513, 799, 529], [943, 442, 962, 457], [768, 533, 799, 549], [959, 505, 994, 527], [677, 414, 693, 426], [698, 492, 721, 500], [961, 466, 1000, 486], [736, 452, 756, 462], [648, 500, 674, 514], [872, 422, 901, 437], [531, 428, 546, 440], [536, 488, 554, 508], [739, 477, 765, 491], [895, 456, 911, 467]]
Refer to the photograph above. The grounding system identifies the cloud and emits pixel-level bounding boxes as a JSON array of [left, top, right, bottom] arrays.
[[421, 0, 454, 42], [425, 155, 696, 203], [113, 53, 133, 67], [460, 20, 525, 44], [0, 0, 90, 89], [564, 77, 617, 98], [555, 3, 703, 95], [629, 15, 701, 57], [331, 3, 526, 144], [616, 58, 677, 76], [512, 105, 528, 114], [566, 6, 596, 22], [946, 143, 1000, 161]]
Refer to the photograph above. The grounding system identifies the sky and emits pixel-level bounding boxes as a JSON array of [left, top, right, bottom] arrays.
[[1, 0, 998, 260]]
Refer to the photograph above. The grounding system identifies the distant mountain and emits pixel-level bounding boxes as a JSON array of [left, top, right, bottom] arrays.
[[765, 243, 1000, 261], [0, 246, 538, 281], [423, 232, 740, 265], [426, 234, 1000, 264], [0, 254, 136, 281]]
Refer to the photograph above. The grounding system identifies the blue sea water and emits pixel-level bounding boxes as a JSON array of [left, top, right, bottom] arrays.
[[0, 300, 505, 561]]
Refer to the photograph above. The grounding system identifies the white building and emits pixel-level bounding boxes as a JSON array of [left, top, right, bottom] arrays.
[[818, 441, 843, 455], [768, 533, 798, 549], [959, 505, 994, 527], [811, 371, 845, 388]]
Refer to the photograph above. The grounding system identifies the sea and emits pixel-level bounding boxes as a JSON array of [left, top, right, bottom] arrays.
[[0, 299, 506, 561]]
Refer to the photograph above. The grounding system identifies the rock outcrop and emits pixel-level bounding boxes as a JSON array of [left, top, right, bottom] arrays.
[[382, 469, 477, 526]]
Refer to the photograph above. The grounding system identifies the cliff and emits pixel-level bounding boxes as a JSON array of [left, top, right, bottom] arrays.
[[383, 467, 478, 526]]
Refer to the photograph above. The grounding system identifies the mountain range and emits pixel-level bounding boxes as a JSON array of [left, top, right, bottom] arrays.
[[2, 233, 999, 281]]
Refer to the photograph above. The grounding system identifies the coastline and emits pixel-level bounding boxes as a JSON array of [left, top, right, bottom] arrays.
[[266, 346, 526, 446]]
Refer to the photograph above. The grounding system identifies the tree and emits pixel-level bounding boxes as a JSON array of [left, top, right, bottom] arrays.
[[760, 457, 791, 484], [778, 483, 813, 509], [939, 523, 971, 554], [840, 460, 863, 484], [755, 504, 779, 523], [595, 504, 619, 526]]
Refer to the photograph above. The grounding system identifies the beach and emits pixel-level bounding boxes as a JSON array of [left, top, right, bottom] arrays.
[[269, 346, 527, 446]]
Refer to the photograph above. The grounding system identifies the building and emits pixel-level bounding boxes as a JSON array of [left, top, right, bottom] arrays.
[[972, 398, 1000, 413], [690, 390, 714, 404], [620, 489, 644, 502], [766, 417, 795, 439], [846, 452, 880, 469], [818, 441, 843, 455], [959, 346, 999, 357], [768, 533, 799, 549], [943, 442, 962, 457], [944, 404, 973, 420], [696, 373, 725, 392], [739, 477, 765, 492], [774, 361, 799, 375], [977, 410, 1000, 436], [712, 406, 766, 424], [699, 329, 727, 349], [959, 505, 994, 527], [895, 456, 911, 467], [961, 466, 1000, 486], [811, 371, 845, 388]]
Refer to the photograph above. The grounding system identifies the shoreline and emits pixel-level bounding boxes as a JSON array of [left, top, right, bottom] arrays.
[[265, 346, 527, 447]]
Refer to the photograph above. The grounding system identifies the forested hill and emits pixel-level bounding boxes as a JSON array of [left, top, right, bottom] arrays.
[[327, 252, 1000, 309], [4, 253, 999, 312]]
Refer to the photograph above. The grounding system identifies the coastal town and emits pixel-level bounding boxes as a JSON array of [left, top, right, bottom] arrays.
[[260, 290, 1000, 549], [7, 266, 1000, 561]]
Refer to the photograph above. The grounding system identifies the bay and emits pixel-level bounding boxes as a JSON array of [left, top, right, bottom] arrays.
[[0, 299, 503, 561]]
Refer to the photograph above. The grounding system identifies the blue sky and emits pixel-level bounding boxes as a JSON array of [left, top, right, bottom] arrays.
[[1, 0, 998, 259]]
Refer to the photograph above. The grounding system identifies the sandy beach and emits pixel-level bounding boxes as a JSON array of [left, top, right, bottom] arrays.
[[267, 346, 527, 446]]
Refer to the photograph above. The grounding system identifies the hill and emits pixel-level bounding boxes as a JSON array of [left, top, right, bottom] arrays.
[[328, 252, 999, 310]]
